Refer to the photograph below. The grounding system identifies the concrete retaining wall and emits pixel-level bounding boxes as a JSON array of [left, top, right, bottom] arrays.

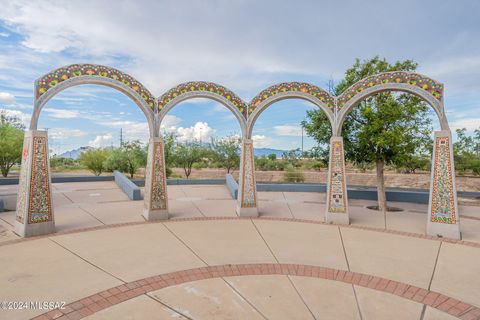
[[114, 171, 142, 200], [225, 174, 238, 199]]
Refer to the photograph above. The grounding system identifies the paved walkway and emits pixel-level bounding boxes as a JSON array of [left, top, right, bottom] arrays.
[[0, 182, 479, 319]]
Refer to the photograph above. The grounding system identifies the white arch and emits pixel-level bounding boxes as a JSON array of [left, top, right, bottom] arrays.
[[246, 89, 335, 138], [157, 84, 248, 137], [31, 75, 156, 137], [335, 74, 448, 136]]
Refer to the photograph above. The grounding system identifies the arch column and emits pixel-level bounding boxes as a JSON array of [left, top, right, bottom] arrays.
[[325, 136, 349, 224], [143, 136, 168, 220], [15, 130, 55, 237], [236, 139, 258, 217], [427, 130, 460, 239]]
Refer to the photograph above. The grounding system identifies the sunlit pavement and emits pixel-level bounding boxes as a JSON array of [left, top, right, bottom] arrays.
[[0, 182, 479, 319]]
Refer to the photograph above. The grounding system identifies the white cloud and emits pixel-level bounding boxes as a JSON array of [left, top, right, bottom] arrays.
[[252, 134, 275, 148], [96, 120, 149, 142], [89, 133, 113, 148], [450, 117, 480, 134], [174, 122, 215, 143], [48, 128, 87, 140], [0, 32, 9, 37], [274, 125, 302, 136], [0, 92, 16, 104], [43, 107, 80, 119], [160, 114, 182, 129]]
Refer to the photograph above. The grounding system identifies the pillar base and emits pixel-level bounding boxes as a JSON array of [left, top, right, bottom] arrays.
[[427, 222, 460, 240], [325, 212, 349, 225], [236, 205, 258, 217], [15, 220, 55, 238], [143, 208, 168, 221]]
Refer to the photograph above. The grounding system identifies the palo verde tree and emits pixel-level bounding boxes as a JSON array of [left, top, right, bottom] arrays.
[[209, 135, 241, 173], [173, 141, 206, 179], [302, 57, 433, 212]]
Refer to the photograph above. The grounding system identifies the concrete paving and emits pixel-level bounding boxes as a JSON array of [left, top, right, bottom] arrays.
[[0, 181, 479, 319]]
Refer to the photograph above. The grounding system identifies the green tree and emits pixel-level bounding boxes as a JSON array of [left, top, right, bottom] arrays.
[[163, 133, 176, 178], [209, 135, 241, 173], [104, 141, 147, 178], [0, 123, 24, 177], [0, 109, 25, 129], [302, 56, 433, 212], [79, 149, 109, 176], [173, 142, 206, 179]]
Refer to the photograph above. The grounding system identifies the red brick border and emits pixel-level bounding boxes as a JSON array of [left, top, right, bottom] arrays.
[[2, 216, 480, 249], [30, 263, 480, 320]]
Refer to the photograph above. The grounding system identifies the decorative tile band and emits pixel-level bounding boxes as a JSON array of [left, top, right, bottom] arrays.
[[249, 82, 335, 114], [31, 263, 479, 320], [241, 141, 256, 207], [35, 64, 155, 109], [158, 81, 247, 116], [150, 141, 167, 210], [431, 136, 455, 224], [328, 140, 347, 213], [28, 136, 52, 224], [337, 72, 443, 109]]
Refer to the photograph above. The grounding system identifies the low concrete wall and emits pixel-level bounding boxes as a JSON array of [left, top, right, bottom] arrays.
[[0, 199, 3, 212], [225, 174, 238, 199], [114, 171, 142, 200], [132, 178, 225, 187], [0, 175, 114, 185]]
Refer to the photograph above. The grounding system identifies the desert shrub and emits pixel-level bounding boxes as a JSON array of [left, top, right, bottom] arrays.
[[284, 164, 305, 183]]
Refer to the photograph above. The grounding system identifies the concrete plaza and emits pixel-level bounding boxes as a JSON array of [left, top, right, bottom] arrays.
[[0, 181, 479, 319]]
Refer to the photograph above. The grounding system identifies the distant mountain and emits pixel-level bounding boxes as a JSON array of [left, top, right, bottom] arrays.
[[58, 146, 93, 159], [254, 148, 286, 158], [57, 146, 287, 159]]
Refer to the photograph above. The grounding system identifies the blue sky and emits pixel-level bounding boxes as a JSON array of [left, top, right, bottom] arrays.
[[0, 0, 479, 154]]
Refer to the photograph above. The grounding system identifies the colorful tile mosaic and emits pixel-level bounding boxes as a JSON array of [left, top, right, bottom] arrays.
[[249, 82, 334, 114], [28, 136, 52, 223], [15, 136, 30, 224], [150, 141, 168, 210], [328, 140, 347, 213], [337, 72, 443, 109], [430, 136, 455, 224], [241, 141, 256, 208], [158, 81, 247, 116], [35, 64, 155, 109]]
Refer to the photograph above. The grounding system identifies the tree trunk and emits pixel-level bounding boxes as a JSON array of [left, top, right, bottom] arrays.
[[376, 159, 387, 212]]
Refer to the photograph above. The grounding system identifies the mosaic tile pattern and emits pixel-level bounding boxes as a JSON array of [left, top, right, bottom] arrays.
[[337, 72, 443, 109], [328, 140, 347, 213], [158, 81, 247, 117], [430, 136, 455, 224], [15, 136, 31, 224], [28, 136, 52, 223], [150, 141, 168, 210], [35, 64, 155, 109], [249, 82, 334, 114], [241, 141, 256, 208]]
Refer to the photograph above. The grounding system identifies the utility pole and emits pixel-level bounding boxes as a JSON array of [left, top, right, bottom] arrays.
[[120, 128, 123, 147], [301, 126, 304, 155]]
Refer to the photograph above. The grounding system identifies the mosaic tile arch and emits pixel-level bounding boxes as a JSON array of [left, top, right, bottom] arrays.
[[157, 81, 248, 118], [249, 82, 335, 115], [336, 71, 444, 110], [35, 64, 156, 110]]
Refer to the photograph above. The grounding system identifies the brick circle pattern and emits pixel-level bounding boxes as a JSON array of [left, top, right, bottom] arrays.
[[32, 263, 480, 320]]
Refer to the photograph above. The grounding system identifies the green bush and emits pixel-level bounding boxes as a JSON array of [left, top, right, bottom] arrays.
[[284, 164, 305, 183], [79, 149, 110, 176]]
